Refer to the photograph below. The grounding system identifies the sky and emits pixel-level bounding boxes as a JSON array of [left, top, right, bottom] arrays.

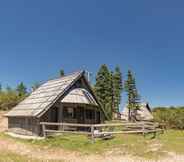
[[0, 0, 184, 108]]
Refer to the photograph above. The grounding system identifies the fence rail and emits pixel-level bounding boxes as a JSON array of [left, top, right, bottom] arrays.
[[40, 122, 165, 141]]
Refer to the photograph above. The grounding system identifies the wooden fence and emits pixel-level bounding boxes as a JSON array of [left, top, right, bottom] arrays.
[[40, 122, 164, 141]]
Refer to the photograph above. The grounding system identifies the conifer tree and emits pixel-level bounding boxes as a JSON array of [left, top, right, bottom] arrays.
[[60, 69, 65, 77], [94, 64, 112, 120], [16, 82, 27, 97], [125, 70, 140, 121], [113, 66, 123, 113], [31, 82, 40, 91], [110, 71, 115, 117]]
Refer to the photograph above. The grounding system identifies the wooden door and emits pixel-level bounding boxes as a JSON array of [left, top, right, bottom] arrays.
[[50, 107, 58, 130]]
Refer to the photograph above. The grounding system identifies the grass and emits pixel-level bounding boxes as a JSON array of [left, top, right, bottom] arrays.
[[0, 151, 64, 162], [0, 130, 183, 160], [0, 133, 164, 157], [0, 151, 36, 162], [157, 130, 184, 154]]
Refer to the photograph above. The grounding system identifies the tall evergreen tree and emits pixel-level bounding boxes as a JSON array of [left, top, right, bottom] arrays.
[[94, 64, 112, 120], [0, 83, 2, 92], [110, 71, 115, 117], [125, 70, 140, 121], [113, 66, 123, 113], [60, 69, 65, 77], [16, 82, 27, 97]]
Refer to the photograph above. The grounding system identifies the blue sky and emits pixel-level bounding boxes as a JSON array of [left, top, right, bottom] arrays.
[[0, 0, 184, 108]]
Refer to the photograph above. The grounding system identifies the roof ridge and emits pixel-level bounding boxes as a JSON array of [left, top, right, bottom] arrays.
[[46, 70, 84, 83], [32, 70, 84, 86]]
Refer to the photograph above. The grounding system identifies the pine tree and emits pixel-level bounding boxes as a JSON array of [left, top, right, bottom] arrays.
[[125, 70, 140, 121], [0, 83, 2, 92], [94, 64, 112, 120], [16, 82, 27, 97], [31, 82, 40, 91], [113, 66, 123, 113], [60, 69, 65, 77], [110, 71, 115, 118]]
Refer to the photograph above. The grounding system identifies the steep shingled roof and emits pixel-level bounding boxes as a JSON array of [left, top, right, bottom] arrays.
[[6, 71, 86, 117]]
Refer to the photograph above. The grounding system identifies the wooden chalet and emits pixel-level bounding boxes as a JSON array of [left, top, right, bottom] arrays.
[[5, 71, 105, 136], [121, 103, 154, 121]]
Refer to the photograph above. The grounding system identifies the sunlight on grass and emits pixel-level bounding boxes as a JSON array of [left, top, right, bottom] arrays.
[[24, 133, 160, 157], [157, 130, 184, 154], [0, 130, 183, 159], [0, 151, 64, 162], [0, 151, 32, 162]]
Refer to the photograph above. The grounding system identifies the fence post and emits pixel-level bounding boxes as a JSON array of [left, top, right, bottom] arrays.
[[62, 123, 64, 132], [42, 123, 46, 138], [161, 123, 165, 134], [142, 122, 145, 137], [91, 125, 95, 143], [152, 123, 156, 138]]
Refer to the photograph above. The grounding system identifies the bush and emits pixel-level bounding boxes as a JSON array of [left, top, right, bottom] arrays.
[[0, 90, 26, 110], [153, 107, 184, 130]]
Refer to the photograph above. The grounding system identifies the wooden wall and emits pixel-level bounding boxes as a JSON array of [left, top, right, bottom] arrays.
[[8, 117, 40, 136]]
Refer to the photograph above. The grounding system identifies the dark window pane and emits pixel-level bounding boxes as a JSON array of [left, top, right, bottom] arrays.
[[86, 109, 93, 119]]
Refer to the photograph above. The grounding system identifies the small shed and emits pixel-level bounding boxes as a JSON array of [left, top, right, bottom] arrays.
[[121, 103, 154, 121], [5, 71, 105, 136]]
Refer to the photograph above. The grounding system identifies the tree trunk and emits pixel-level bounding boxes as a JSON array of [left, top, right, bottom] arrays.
[[128, 106, 131, 121]]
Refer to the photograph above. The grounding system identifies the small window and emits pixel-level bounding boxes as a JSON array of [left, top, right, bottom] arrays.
[[86, 109, 93, 119], [63, 107, 76, 119], [27, 118, 32, 125]]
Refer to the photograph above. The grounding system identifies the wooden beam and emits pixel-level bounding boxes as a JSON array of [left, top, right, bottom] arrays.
[[40, 122, 158, 128], [96, 130, 145, 134], [42, 124, 46, 137], [40, 122, 92, 127], [93, 123, 143, 127], [91, 125, 95, 142], [45, 129, 91, 135]]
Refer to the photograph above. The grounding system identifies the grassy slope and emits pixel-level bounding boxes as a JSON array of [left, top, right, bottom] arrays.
[[157, 130, 184, 154], [0, 151, 36, 162], [1, 130, 183, 159], [0, 151, 64, 162]]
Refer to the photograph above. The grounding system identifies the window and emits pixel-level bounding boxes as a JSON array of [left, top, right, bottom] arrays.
[[63, 107, 76, 119], [86, 109, 93, 120], [27, 118, 32, 125]]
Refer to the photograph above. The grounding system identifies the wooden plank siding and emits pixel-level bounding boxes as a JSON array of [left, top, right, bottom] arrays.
[[8, 117, 40, 136]]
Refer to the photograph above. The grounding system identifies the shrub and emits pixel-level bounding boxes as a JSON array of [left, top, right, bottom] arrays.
[[0, 89, 26, 110], [153, 107, 184, 130]]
